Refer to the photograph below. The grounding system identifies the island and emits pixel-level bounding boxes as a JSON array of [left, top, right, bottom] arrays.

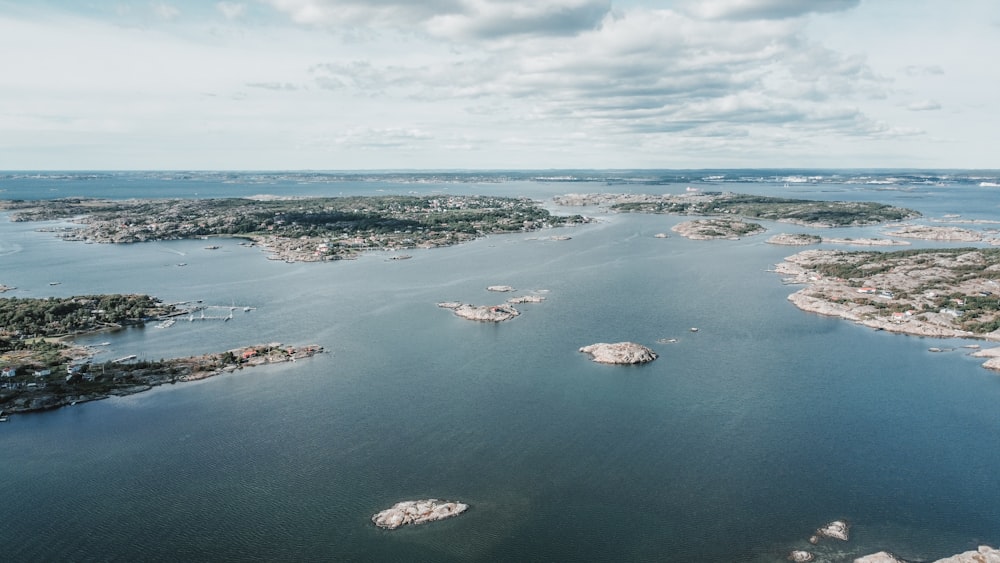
[[579, 342, 658, 364], [885, 224, 988, 242], [438, 302, 520, 322], [371, 499, 468, 530], [0, 293, 322, 413], [767, 233, 910, 247], [774, 248, 1000, 343], [0, 195, 589, 263], [552, 192, 919, 227], [672, 218, 766, 240]]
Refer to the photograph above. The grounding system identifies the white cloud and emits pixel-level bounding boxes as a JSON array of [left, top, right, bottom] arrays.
[[216, 2, 247, 20], [907, 100, 941, 111], [680, 0, 859, 21], [1, 0, 996, 169], [150, 1, 180, 21], [264, 0, 610, 38]]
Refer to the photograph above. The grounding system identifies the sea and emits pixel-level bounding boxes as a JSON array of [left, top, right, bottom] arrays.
[[1, 170, 999, 562]]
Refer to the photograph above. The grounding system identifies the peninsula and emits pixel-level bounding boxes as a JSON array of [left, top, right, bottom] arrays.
[[0, 195, 589, 263], [0, 293, 322, 413], [775, 247, 1000, 341], [552, 192, 919, 227]]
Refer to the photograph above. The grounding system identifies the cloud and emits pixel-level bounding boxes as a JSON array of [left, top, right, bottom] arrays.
[[903, 64, 945, 77], [907, 99, 941, 111], [150, 1, 180, 21], [299, 6, 889, 143], [264, 0, 610, 38], [681, 0, 859, 21], [425, 0, 610, 39], [246, 82, 299, 91], [324, 126, 435, 150], [216, 2, 247, 19]]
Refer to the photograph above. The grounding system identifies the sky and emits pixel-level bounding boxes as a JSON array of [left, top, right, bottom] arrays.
[[1, 0, 998, 170]]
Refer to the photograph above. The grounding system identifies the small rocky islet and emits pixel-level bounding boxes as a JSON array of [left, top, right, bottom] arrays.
[[371, 499, 468, 530], [579, 342, 658, 365], [785, 519, 999, 563]]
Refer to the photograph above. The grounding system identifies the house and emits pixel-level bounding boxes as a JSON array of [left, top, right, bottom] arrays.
[[857, 287, 877, 294], [1, 367, 15, 378], [34, 369, 52, 377]]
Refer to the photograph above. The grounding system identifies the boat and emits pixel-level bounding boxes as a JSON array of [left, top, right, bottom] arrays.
[[155, 319, 176, 329], [49, 281, 61, 285]]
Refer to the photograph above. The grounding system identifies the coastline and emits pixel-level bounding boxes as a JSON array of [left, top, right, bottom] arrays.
[[1, 343, 323, 414]]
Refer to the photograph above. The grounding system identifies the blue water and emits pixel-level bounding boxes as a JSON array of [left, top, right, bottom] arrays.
[[1, 172, 1000, 562]]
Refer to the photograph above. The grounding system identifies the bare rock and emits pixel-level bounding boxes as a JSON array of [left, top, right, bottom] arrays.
[[854, 552, 904, 563], [933, 545, 1000, 563], [769, 233, 822, 246], [487, 285, 515, 292], [453, 304, 520, 322], [789, 550, 815, 562], [815, 520, 850, 541], [579, 342, 658, 365], [372, 499, 468, 530], [507, 295, 545, 304]]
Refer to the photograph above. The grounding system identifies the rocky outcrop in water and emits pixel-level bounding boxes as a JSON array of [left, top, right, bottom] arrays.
[[854, 552, 903, 563], [446, 303, 520, 322], [810, 520, 849, 543], [579, 342, 657, 364], [371, 499, 468, 530], [932, 545, 1000, 562]]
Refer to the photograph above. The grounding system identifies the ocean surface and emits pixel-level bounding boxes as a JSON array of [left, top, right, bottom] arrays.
[[1, 170, 1000, 562]]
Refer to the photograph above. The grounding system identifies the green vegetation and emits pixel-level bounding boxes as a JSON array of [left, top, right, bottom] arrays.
[[797, 247, 1000, 335], [0, 195, 587, 248], [611, 193, 919, 226], [0, 294, 173, 341]]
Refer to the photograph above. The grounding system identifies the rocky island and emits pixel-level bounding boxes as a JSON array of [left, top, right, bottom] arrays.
[[672, 218, 766, 240], [774, 247, 1000, 371], [579, 342, 658, 364], [371, 499, 468, 530], [0, 195, 589, 263], [767, 233, 910, 247], [885, 224, 989, 242], [438, 302, 520, 322]]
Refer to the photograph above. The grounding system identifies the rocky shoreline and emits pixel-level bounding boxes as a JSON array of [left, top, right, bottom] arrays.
[[1, 343, 323, 414], [773, 248, 1000, 371], [767, 233, 910, 247], [784, 520, 999, 563]]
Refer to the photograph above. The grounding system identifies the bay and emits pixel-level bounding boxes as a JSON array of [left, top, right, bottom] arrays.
[[1, 172, 999, 562]]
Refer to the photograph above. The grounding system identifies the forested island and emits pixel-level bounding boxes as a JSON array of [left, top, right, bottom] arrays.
[[0, 294, 321, 413], [552, 192, 919, 226], [0, 195, 589, 262]]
